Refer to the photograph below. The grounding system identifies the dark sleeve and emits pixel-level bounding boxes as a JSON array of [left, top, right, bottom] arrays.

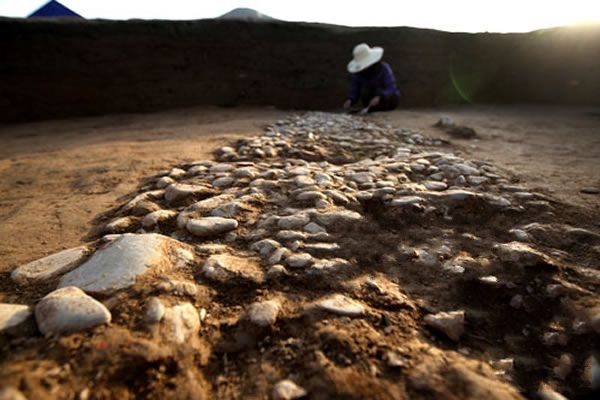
[[349, 74, 361, 104], [379, 63, 399, 98]]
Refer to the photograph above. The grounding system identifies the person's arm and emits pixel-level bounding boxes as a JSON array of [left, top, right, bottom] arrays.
[[379, 63, 399, 98]]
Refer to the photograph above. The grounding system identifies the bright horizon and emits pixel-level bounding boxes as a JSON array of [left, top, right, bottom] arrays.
[[1, 0, 599, 33]]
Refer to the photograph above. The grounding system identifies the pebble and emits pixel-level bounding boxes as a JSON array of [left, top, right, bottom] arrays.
[[59, 234, 184, 295], [316, 294, 365, 317], [250, 239, 281, 256], [141, 209, 177, 229], [315, 210, 362, 227], [278, 214, 311, 230], [35, 286, 111, 336], [186, 217, 238, 237], [164, 183, 213, 204], [202, 254, 264, 283], [272, 379, 307, 400], [303, 222, 326, 234], [245, 299, 281, 327], [423, 181, 448, 191], [286, 253, 313, 268], [161, 303, 201, 344], [0, 303, 31, 332], [156, 280, 198, 296], [391, 196, 425, 206], [212, 176, 234, 188], [424, 310, 465, 341], [145, 297, 165, 323], [11, 246, 89, 284], [156, 176, 175, 189], [580, 186, 600, 194], [493, 242, 547, 267]]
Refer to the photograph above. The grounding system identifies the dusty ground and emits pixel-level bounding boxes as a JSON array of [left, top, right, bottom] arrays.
[[0, 105, 598, 399]]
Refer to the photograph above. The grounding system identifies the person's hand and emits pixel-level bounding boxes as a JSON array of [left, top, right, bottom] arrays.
[[343, 99, 352, 110], [368, 96, 381, 108]]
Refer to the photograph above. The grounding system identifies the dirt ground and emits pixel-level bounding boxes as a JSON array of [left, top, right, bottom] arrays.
[[0, 105, 598, 399]]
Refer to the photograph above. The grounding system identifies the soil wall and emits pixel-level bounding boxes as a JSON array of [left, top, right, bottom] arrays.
[[1, 18, 599, 122]]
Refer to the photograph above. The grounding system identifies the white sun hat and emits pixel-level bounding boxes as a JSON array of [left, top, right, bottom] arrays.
[[347, 43, 384, 73]]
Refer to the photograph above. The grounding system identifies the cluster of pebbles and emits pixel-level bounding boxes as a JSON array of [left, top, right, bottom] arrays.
[[1, 112, 598, 399]]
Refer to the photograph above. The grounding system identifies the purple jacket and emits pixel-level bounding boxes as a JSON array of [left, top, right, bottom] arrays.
[[348, 61, 400, 103]]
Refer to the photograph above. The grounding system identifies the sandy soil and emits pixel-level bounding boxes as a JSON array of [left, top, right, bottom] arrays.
[[0, 105, 598, 399]]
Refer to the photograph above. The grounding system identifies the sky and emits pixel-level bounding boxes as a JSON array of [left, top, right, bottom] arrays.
[[0, 0, 599, 33]]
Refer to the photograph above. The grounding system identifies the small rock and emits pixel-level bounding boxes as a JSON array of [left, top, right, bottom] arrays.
[[268, 247, 292, 265], [315, 210, 362, 227], [580, 187, 600, 194], [423, 181, 448, 191], [186, 217, 238, 237], [493, 242, 547, 267], [104, 216, 137, 233], [145, 297, 165, 323], [509, 229, 530, 241], [386, 351, 408, 368], [278, 214, 311, 230], [11, 246, 89, 284], [202, 254, 264, 283], [267, 264, 287, 277], [245, 300, 281, 327], [424, 310, 465, 341], [303, 222, 326, 234], [164, 183, 213, 205], [286, 253, 313, 268], [390, 196, 425, 206], [537, 383, 568, 400], [161, 303, 201, 344], [141, 210, 177, 229], [212, 176, 234, 188], [35, 286, 111, 336], [272, 379, 307, 400], [0, 303, 31, 333], [156, 176, 175, 189], [209, 163, 234, 173], [316, 294, 365, 317], [250, 239, 281, 256]]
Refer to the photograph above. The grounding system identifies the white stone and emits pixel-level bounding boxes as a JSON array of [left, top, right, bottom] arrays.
[[211, 202, 244, 218], [296, 191, 327, 201], [317, 294, 365, 317], [161, 303, 201, 344], [272, 380, 307, 400], [493, 242, 546, 267], [104, 216, 137, 233], [250, 239, 281, 256], [145, 297, 165, 323], [234, 167, 258, 179], [509, 229, 530, 241], [245, 300, 281, 327], [424, 310, 465, 341], [455, 163, 480, 176], [59, 234, 180, 295], [267, 264, 288, 276], [141, 210, 177, 229], [156, 176, 175, 189], [286, 253, 313, 268], [294, 175, 316, 187], [186, 217, 238, 237], [391, 196, 425, 206], [212, 176, 234, 188], [188, 194, 235, 214], [11, 246, 89, 284], [202, 254, 264, 283], [276, 230, 307, 241], [304, 222, 327, 234], [423, 181, 448, 191], [268, 248, 292, 265], [35, 286, 111, 336], [0, 303, 31, 332], [315, 210, 362, 227], [164, 183, 212, 204], [288, 166, 311, 176], [209, 163, 234, 173], [278, 214, 310, 230], [168, 168, 186, 179]]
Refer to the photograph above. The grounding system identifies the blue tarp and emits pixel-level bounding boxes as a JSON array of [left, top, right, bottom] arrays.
[[28, 1, 83, 18]]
